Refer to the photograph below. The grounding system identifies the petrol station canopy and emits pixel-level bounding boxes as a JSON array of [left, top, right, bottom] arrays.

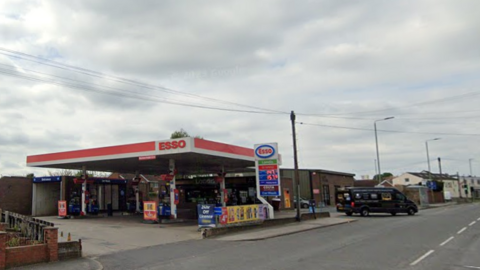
[[27, 138, 256, 175]]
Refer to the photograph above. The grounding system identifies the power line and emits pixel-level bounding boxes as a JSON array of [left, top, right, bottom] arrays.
[[297, 122, 480, 137], [0, 47, 288, 115], [0, 67, 286, 115]]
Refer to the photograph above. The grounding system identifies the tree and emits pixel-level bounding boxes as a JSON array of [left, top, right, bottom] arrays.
[[373, 172, 393, 181], [170, 129, 190, 139], [170, 129, 203, 139]]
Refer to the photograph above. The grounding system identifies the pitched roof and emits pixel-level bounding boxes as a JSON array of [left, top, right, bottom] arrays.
[[407, 171, 456, 181]]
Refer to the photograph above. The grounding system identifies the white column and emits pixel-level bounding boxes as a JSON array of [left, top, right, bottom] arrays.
[[220, 166, 226, 207], [169, 159, 177, 219], [81, 166, 87, 215], [135, 186, 141, 212]]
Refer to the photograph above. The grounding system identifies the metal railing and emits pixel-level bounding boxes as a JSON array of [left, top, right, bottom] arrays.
[[0, 208, 54, 243]]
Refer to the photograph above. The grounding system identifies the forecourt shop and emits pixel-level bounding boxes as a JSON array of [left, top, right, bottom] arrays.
[[27, 138, 282, 224]]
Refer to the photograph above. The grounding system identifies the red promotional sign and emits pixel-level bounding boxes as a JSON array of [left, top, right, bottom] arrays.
[[139, 155, 156, 161], [174, 189, 180, 205], [258, 165, 278, 171], [58, 201, 67, 217], [160, 174, 175, 181], [143, 201, 157, 221], [223, 189, 229, 203], [220, 207, 228, 225]]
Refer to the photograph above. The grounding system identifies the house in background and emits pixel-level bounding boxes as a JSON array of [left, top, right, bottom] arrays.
[[392, 171, 458, 202]]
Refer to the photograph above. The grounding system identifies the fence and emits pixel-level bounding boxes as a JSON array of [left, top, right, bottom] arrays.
[[0, 208, 54, 243]]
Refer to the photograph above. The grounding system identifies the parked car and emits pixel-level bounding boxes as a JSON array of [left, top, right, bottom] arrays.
[[336, 187, 418, 216], [293, 197, 310, 208]]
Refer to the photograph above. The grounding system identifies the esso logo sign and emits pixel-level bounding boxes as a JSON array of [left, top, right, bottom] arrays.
[[159, 140, 186, 151], [255, 145, 275, 159]]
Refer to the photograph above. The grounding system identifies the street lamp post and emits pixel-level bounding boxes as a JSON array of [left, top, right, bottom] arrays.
[[374, 117, 394, 183], [425, 138, 441, 204], [425, 138, 441, 175]]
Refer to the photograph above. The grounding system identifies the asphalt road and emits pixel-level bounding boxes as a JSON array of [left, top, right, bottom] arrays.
[[20, 203, 480, 270]]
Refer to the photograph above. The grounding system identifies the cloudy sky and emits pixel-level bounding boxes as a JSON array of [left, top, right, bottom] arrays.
[[1, 0, 480, 179]]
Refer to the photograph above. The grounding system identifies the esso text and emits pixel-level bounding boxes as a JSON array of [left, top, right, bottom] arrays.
[[159, 140, 186, 151]]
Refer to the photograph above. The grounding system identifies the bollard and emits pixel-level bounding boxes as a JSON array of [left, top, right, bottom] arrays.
[[68, 233, 71, 241]]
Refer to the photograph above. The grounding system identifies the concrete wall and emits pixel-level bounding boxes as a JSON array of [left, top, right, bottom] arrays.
[[0, 177, 32, 215], [32, 182, 61, 216]]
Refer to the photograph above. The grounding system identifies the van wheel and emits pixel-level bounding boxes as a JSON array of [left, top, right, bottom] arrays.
[[391, 212, 397, 216], [407, 208, 416, 216], [346, 211, 353, 216], [360, 208, 369, 217]]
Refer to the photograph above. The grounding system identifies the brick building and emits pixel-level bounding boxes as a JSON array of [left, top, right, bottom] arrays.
[[0, 176, 33, 215]]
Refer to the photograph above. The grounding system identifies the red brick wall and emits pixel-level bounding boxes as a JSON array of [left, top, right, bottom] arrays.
[[0, 232, 6, 270], [0, 177, 33, 215], [311, 173, 355, 206], [5, 245, 49, 268]]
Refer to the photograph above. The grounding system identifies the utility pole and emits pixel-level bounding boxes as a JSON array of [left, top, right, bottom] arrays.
[[469, 158, 474, 176], [438, 157, 442, 175], [291, 111, 301, 221]]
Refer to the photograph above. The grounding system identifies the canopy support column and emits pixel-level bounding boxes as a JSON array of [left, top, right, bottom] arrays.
[[81, 166, 87, 215], [169, 159, 177, 219]]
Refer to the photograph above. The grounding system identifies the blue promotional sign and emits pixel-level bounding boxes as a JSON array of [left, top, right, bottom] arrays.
[[197, 204, 216, 228], [33, 176, 62, 183], [260, 180, 279, 185], [426, 181, 437, 190]]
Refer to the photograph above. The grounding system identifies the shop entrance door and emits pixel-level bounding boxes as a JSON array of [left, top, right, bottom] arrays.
[[322, 184, 330, 206], [112, 185, 119, 210]]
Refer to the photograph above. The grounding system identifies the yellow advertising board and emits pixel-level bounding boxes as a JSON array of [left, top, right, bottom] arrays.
[[227, 205, 260, 224]]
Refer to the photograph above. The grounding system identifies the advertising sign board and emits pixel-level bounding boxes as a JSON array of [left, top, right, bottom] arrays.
[[143, 201, 157, 221], [197, 204, 216, 228], [58, 200, 67, 217], [255, 143, 281, 197]]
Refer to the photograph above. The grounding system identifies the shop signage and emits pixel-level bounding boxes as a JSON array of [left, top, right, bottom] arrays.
[[159, 139, 187, 151], [139, 155, 156, 161], [313, 189, 320, 194], [33, 176, 62, 183], [255, 143, 281, 197], [143, 201, 157, 221], [58, 201, 67, 217], [195, 178, 217, 185], [197, 204, 216, 228]]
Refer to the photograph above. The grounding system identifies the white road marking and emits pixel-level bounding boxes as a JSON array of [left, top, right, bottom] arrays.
[[457, 227, 467, 234], [469, 221, 476, 226], [410, 250, 435, 266], [463, 266, 480, 269], [477, 217, 480, 221], [440, 236, 454, 246]]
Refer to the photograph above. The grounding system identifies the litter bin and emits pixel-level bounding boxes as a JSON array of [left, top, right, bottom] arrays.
[[107, 203, 113, 216], [271, 198, 281, 211]]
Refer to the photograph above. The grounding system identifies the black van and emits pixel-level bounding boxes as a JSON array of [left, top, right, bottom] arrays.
[[336, 187, 418, 216]]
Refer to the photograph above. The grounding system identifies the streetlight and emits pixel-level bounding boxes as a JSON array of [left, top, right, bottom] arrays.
[[374, 117, 394, 183], [425, 138, 441, 174], [425, 138, 440, 204]]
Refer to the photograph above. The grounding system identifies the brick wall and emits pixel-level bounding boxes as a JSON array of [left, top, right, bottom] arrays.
[[0, 177, 32, 215], [312, 173, 355, 206], [5, 245, 49, 268], [58, 241, 82, 261]]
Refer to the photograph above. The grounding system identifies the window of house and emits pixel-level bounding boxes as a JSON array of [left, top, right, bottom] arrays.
[[471, 179, 475, 184], [477, 180, 480, 185], [405, 178, 410, 183]]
